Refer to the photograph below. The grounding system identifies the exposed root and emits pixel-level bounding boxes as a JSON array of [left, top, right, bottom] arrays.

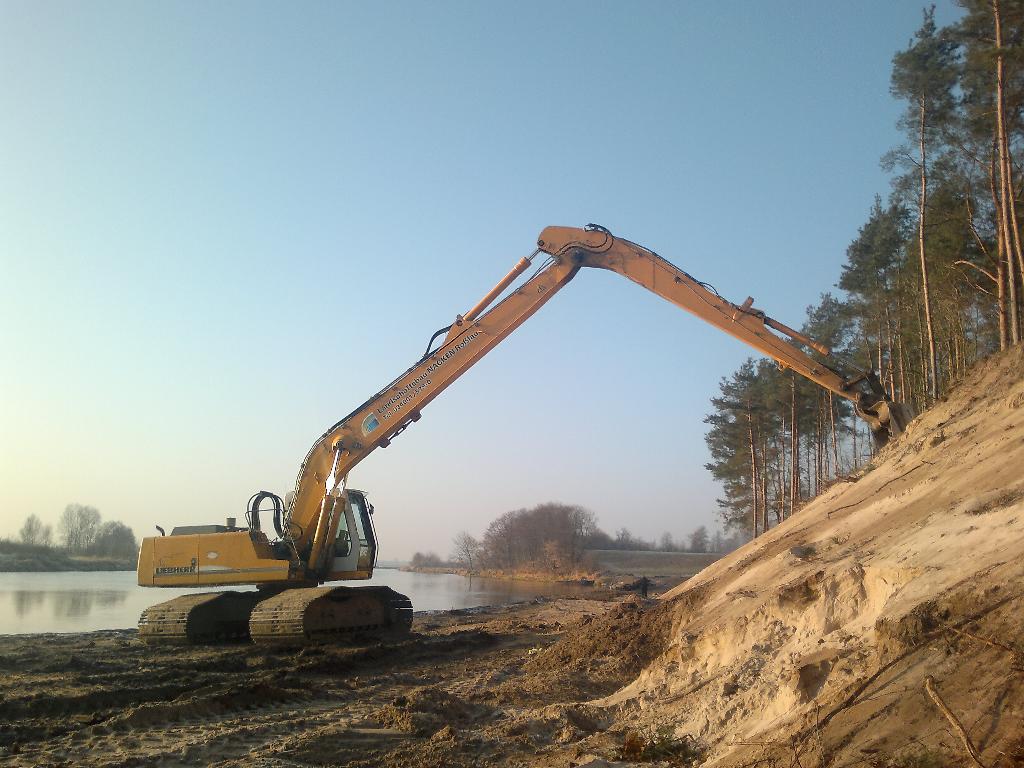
[[924, 675, 988, 768]]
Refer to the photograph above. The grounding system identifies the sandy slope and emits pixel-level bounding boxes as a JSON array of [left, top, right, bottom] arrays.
[[608, 344, 1024, 766]]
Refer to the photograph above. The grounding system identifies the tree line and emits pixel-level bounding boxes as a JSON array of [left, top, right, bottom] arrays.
[[410, 502, 745, 575], [586, 524, 746, 554], [16, 504, 139, 560], [705, 3, 1024, 537]]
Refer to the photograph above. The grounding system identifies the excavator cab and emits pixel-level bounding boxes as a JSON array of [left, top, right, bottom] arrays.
[[326, 489, 377, 580]]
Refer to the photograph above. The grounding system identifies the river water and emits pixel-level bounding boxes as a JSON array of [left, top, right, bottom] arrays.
[[0, 569, 594, 635]]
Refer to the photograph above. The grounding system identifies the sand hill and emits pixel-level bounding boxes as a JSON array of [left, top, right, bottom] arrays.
[[603, 344, 1024, 766]]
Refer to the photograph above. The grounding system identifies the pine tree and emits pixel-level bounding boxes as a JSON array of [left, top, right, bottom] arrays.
[[957, 0, 1024, 346], [890, 6, 961, 402]]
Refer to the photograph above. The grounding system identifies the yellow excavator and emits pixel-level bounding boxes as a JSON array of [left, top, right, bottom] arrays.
[[137, 225, 912, 644]]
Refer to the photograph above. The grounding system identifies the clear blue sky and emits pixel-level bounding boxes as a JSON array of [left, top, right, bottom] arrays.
[[1, 2, 961, 558]]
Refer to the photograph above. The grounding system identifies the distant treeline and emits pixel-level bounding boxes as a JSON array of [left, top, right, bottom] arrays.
[[409, 502, 746, 576], [706, 5, 1024, 538], [0, 539, 137, 572], [13, 504, 138, 561]]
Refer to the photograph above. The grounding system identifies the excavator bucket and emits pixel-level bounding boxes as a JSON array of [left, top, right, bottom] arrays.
[[887, 401, 916, 436], [847, 370, 915, 447], [856, 395, 916, 448]]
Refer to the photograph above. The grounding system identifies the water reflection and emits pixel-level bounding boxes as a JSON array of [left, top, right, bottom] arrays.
[[12, 590, 45, 617], [9, 588, 128, 619], [0, 573, 158, 634], [51, 590, 127, 618]]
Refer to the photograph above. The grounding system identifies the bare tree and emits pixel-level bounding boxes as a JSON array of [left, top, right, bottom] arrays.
[[19, 514, 53, 547], [410, 551, 443, 568], [91, 521, 138, 559], [450, 531, 481, 573], [59, 504, 102, 553], [542, 540, 565, 575], [688, 525, 709, 553], [711, 529, 724, 553]]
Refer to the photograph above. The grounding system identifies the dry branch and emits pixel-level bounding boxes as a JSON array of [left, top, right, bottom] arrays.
[[948, 627, 1018, 656], [924, 675, 987, 768], [802, 591, 1023, 748], [947, 627, 1024, 668]]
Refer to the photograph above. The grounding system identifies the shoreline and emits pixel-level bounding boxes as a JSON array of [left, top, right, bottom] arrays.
[[401, 551, 723, 587], [0, 594, 619, 640], [400, 566, 695, 595], [0, 560, 136, 573], [400, 565, 597, 584]]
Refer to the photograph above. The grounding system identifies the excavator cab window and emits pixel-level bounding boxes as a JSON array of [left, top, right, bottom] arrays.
[[334, 501, 352, 558], [349, 492, 377, 571]]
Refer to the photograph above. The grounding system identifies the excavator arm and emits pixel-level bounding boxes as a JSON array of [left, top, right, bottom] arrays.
[[288, 225, 910, 573], [542, 226, 908, 434]]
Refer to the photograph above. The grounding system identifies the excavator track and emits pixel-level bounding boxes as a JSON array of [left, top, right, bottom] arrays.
[[138, 591, 264, 645], [248, 585, 413, 644]]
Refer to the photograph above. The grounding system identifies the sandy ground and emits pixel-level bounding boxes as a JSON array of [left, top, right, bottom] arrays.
[[0, 596, 675, 768]]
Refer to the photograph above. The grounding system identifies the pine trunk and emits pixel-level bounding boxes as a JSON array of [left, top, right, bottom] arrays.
[[918, 97, 940, 402], [829, 392, 839, 479], [747, 407, 758, 538], [815, 392, 823, 494], [916, 303, 928, 414], [990, 139, 1011, 351], [776, 426, 787, 524], [897, 313, 908, 402], [760, 426, 769, 534], [790, 376, 799, 516], [884, 306, 896, 396], [851, 412, 859, 470], [994, 0, 1024, 338]]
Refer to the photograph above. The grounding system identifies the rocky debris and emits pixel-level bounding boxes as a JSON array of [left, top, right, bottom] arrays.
[[376, 685, 491, 735], [527, 596, 674, 681]]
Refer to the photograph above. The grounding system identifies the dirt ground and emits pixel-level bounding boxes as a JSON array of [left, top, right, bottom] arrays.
[[0, 596, 676, 768]]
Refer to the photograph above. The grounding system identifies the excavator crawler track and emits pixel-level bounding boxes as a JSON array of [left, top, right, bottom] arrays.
[[248, 585, 413, 644], [138, 591, 264, 645]]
